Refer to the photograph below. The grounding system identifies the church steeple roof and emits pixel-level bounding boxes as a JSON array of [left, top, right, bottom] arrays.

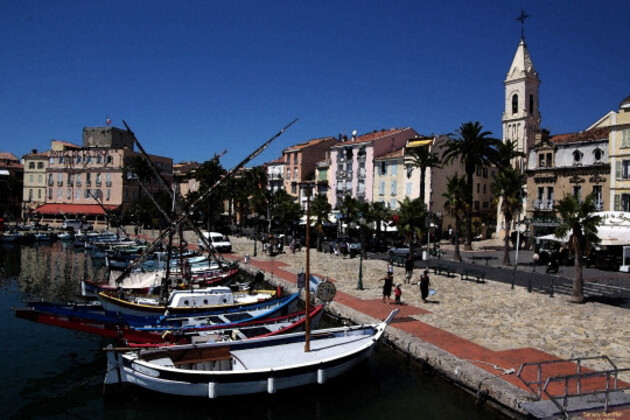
[[505, 38, 538, 82]]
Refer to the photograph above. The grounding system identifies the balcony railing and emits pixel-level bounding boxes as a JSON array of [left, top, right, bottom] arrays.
[[533, 199, 554, 210]]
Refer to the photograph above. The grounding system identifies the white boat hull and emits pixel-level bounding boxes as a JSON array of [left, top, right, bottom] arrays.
[[104, 310, 397, 398]]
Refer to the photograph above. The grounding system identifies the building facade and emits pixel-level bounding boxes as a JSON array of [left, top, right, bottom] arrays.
[[0, 152, 23, 221], [33, 127, 172, 228], [525, 127, 610, 237], [21, 151, 50, 218], [282, 137, 339, 204], [329, 127, 418, 209]]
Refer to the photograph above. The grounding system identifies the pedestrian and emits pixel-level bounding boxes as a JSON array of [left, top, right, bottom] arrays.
[[448, 225, 454, 244], [381, 272, 394, 304], [419, 270, 430, 303], [334, 243, 340, 257], [394, 284, 402, 304], [404, 258, 413, 284], [387, 258, 394, 275]]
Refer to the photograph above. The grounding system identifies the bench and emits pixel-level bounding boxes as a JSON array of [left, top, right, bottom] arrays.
[[460, 268, 485, 283], [432, 263, 456, 277], [390, 254, 407, 267]]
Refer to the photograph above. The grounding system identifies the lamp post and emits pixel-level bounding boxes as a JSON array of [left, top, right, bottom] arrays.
[[357, 217, 366, 290]]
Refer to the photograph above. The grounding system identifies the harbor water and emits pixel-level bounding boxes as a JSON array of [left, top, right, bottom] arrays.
[[0, 242, 509, 419]]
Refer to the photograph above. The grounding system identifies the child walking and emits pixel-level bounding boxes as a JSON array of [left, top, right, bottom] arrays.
[[394, 284, 402, 304]]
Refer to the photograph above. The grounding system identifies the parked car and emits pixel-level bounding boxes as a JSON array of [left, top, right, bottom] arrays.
[[389, 245, 422, 260], [322, 237, 361, 256], [366, 237, 388, 252]]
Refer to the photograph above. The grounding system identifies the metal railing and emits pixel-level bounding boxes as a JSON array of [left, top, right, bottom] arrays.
[[518, 356, 630, 419]]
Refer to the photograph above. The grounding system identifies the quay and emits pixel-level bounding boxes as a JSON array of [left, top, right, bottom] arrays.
[[226, 236, 630, 420], [128, 227, 630, 419]]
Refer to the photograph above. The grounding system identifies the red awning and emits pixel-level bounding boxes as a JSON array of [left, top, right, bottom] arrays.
[[33, 203, 119, 216]]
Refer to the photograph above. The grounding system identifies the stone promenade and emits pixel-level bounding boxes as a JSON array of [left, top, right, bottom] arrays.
[[227, 236, 630, 419]]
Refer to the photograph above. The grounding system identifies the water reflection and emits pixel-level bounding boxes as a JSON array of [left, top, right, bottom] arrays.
[[12, 242, 108, 301]]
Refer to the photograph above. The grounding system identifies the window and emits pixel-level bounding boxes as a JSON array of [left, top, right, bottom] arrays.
[[529, 94, 534, 115], [293, 154, 298, 164], [28, 189, 33, 200], [96, 173, 102, 186], [48, 174, 53, 186], [573, 186, 582, 202], [547, 187, 554, 208], [483, 184, 486, 194], [620, 160, 630, 180], [106, 155, 113, 164], [622, 129, 630, 148], [380, 162, 386, 175], [616, 194, 630, 211], [106, 173, 112, 187], [406, 166, 413, 178], [483, 168, 488, 177], [389, 199, 397, 209], [379, 181, 385, 196], [293, 168, 298, 179], [594, 148, 603, 161], [29, 174, 33, 183], [474, 201, 480, 210], [37, 189, 41, 199], [67, 188, 71, 200], [37, 174, 42, 183], [546, 153, 552, 167], [58, 156, 64, 164], [512, 94, 518, 114], [593, 186, 603, 210], [483, 201, 489, 208], [76, 155, 82, 164], [390, 181, 397, 195], [405, 182, 411, 196], [476, 183, 480, 193], [291, 183, 297, 194], [29, 162, 35, 169], [97, 155, 103, 164], [76, 188, 81, 200], [86, 173, 91, 185], [57, 173, 63, 186], [538, 154, 545, 167], [37, 162, 43, 169], [48, 188, 52, 199], [391, 164, 397, 176], [76, 174, 82, 186], [56, 188, 62, 199], [573, 150, 583, 163]]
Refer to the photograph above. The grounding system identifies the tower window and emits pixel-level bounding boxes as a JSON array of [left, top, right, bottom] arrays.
[[529, 94, 534, 115], [512, 94, 518, 114]]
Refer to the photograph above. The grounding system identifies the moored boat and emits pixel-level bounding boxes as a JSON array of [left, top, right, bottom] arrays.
[[104, 309, 398, 398]]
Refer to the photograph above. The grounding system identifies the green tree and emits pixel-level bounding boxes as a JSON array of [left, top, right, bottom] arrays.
[[441, 122, 500, 250], [443, 174, 469, 262], [310, 193, 331, 251], [395, 197, 428, 260], [367, 201, 391, 244], [405, 140, 442, 204], [492, 167, 527, 266], [269, 189, 302, 238], [554, 194, 602, 303]]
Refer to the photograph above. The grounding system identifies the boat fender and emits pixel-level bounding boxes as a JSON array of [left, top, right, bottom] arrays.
[[267, 377, 276, 394], [208, 382, 217, 399], [317, 368, 326, 384]]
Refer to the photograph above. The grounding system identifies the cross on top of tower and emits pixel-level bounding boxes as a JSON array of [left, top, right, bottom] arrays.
[[517, 10, 529, 40]]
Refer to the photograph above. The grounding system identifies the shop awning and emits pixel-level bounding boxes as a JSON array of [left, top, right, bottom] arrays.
[[33, 203, 119, 216], [406, 139, 433, 148]]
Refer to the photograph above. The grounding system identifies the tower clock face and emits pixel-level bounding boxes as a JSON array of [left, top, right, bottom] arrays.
[[316, 281, 337, 302]]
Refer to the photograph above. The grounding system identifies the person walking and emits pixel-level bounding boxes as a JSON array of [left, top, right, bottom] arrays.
[[381, 272, 394, 304], [387, 258, 394, 275], [419, 270, 430, 303], [404, 257, 414, 284], [394, 284, 402, 305]]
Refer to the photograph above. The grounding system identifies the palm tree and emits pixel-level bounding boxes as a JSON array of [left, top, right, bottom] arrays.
[[442, 174, 469, 262], [441, 122, 501, 250], [395, 197, 428, 261], [492, 167, 527, 266], [554, 194, 602, 303], [405, 141, 442, 204]]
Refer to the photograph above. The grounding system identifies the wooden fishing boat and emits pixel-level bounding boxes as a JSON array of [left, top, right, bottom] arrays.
[[96, 286, 277, 318], [18, 292, 300, 330], [14, 304, 324, 346], [104, 309, 397, 398], [81, 265, 240, 297]]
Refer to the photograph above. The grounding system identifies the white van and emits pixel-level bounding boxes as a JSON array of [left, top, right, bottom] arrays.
[[199, 231, 232, 253], [62, 219, 92, 231]]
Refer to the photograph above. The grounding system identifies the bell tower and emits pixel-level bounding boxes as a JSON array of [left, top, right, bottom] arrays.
[[502, 12, 541, 171]]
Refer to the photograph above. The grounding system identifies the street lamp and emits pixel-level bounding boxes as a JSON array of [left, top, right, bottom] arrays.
[[357, 216, 366, 290]]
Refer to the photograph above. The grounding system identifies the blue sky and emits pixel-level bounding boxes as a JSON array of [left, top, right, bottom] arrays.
[[1, 1, 627, 169]]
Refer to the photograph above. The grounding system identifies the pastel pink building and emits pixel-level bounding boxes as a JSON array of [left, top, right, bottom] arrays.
[[328, 127, 418, 209]]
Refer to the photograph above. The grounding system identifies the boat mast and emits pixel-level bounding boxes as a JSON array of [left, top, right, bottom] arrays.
[[113, 119, 298, 285]]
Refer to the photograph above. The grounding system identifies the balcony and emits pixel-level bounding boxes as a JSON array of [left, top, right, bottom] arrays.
[[533, 199, 554, 211]]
